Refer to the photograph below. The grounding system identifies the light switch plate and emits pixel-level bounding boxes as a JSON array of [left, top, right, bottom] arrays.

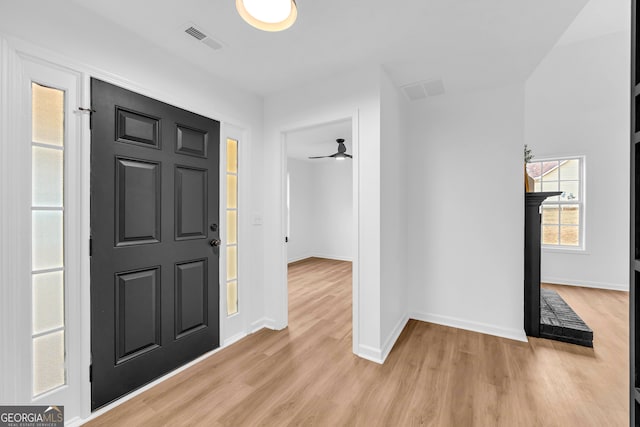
[[252, 213, 263, 225]]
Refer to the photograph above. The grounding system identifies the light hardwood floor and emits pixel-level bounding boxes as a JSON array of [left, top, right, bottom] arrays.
[[86, 258, 628, 426]]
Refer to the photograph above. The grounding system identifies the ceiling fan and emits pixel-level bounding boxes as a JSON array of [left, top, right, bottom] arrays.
[[308, 138, 353, 160]]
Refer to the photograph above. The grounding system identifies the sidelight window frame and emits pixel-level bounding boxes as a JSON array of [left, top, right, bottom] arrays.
[[30, 81, 68, 398], [4, 54, 86, 416], [225, 138, 239, 317]]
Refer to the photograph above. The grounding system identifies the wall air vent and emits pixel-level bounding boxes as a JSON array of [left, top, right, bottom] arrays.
[[183, 23, 224, 51]]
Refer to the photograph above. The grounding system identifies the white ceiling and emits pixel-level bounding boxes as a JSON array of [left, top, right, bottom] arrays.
[[555, 0, 629, 47], [0, 0, 590, 96], [286, 119, 352, 161]]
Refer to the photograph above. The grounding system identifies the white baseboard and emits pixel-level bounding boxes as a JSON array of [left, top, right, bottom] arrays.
[[409, 311, 528, 343], [288, 253, 353, 264], [541, 276, 628, 292], [355, 311, 527, 366], [65, 417, 81, 426], [223, 331, 248, 347], [381, 314, 409, 362], [312, 253, 353, 262], [357, 344, 384, 364], [263, 317, 285, 330], [287, 252, 313, 264], [250, 317, 284, 332], [355, 314, 409, 365], [250, 317, 268, 333]]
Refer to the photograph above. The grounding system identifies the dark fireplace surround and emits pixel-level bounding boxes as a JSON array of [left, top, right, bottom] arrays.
[[524, 192, 593, 347]]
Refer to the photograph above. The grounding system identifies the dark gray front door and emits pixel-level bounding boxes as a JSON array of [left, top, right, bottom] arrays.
[[90, 78, 220, 410]]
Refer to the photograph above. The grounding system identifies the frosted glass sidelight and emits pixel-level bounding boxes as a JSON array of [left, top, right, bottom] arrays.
[[227, 138, 238, 173], [227, 211, 237, 245], [32, 146, 63, 207], [32, 83, 64, 146], [225, 138, 239, 316], [227, 246, 237, 281], [33, 331, 65, 396], [227, 281, 238, 316], [32, 271, 64, 335], [32, 211, 64, 271], [227, 175, 237, 209]]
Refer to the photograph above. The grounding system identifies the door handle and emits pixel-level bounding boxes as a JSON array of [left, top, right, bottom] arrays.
[[209, 238, 222, 247]]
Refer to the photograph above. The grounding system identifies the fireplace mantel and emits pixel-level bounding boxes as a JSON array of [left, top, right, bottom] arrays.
[[524, 191, 562, 336]]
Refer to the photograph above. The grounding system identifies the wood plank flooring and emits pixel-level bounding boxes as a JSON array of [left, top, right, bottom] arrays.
[[86, 258, 628, 426]]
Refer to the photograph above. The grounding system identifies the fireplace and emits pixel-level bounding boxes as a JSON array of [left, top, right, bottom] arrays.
[[524, 192, 593, 347]]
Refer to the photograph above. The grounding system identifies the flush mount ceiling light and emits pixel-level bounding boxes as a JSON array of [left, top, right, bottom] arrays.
[[236, 0, 297, 32]]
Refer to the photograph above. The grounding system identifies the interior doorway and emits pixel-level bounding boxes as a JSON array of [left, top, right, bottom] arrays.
[[283, 118, 356, 337]]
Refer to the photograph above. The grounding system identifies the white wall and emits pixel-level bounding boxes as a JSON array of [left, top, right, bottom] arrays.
[[287, 159, 315, 262], [263, 65, 383, 357], [407, 84, 527, 341], [379, 71, 409, 352], [313, 160, 354, 261], [287, 158, 353, 263], [525, 31, 630, 290]]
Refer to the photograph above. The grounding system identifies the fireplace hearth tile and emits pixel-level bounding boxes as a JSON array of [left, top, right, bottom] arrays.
[[539, 288, 593, 347]]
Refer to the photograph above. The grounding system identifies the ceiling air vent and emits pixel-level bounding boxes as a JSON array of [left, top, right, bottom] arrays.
[[402, 83, 427, 101], [401, 78, 446, 101], [185, 26, 207, 40], [423, 79, 445, 97], [183, 24, 223, 51]]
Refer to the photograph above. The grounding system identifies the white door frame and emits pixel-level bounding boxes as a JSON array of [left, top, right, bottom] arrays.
[[220, 123, 251, 346], [0, 35, 256, 422], [0, 50, 86, 420], [278, 111, 360, 354]]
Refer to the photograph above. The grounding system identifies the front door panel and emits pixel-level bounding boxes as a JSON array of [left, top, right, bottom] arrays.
[[90, 79, 220, 410]]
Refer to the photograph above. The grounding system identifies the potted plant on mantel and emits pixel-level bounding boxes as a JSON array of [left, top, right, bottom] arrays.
[[524, 144, 535, 192]]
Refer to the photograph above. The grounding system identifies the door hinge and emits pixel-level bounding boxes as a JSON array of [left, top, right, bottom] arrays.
[[78, 107, 95, 129], [89, 364, 93, 382], [89, 237, 93, 256], [285, 236, 289, 243]]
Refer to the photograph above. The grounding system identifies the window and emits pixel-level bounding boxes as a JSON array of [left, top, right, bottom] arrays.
[[226, 138, 239, 316], [31, 82, 66, 396], [526, 157, 584, 249]]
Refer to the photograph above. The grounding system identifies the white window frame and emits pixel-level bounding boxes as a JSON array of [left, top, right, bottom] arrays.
[[530, 155, 586, 253], [220, 124, 248, 346], [0, 51, 85, 418]]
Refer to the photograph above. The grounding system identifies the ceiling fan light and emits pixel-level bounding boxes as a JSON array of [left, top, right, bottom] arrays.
[[335, 153, 347, 160], [236, 0, 297, 32]]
